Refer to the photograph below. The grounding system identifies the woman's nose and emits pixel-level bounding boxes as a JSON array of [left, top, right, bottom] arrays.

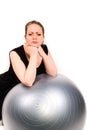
[[33, 34, 37, 39]]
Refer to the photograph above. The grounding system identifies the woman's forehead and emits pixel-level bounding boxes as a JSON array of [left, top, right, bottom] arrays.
[[27, 24, 43, 32]]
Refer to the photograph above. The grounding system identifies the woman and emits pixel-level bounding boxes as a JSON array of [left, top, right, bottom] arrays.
[[0, 20, 57, 122]]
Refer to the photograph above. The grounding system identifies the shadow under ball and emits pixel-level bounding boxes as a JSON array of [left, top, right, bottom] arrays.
[[2, 74, 86, 130]]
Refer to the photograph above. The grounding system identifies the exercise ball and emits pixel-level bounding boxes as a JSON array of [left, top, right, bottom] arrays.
[[2, 74, 86, 130]]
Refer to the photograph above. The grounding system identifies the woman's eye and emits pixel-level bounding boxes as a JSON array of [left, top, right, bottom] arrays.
[[28, 33, 41, 36], [37, 34, 41, 36], [28, 34, 32, 36]]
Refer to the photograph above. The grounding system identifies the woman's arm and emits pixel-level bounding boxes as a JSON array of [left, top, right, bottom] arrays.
[[38, 46, 58, 76], [10, 46, 38, 87]]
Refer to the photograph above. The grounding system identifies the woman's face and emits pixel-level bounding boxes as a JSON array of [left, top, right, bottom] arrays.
[[25, 24, 44, 47]]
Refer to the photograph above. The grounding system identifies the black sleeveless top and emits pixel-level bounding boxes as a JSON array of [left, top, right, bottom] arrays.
[[0, 44, 48, 89]]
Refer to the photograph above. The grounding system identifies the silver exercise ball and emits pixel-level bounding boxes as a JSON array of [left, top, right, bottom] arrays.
[[2, 74, 86, 130]]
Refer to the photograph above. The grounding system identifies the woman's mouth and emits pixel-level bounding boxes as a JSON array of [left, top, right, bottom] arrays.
[[32, 41, 38, 44]]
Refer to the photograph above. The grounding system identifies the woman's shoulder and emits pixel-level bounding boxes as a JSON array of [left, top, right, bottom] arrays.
[[41, 44, 48, 54], [9, 45, 25, 59], [9, 45, 24, 55], [11, 45, 23, 52]]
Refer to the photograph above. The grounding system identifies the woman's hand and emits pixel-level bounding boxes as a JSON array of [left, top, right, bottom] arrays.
[[38, 45, 58, 77], [38, 45, 45, 57], [24, 45, 38, 57]]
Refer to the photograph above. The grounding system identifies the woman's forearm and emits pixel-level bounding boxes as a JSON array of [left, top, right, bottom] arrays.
[[23, 55, 37, 87], [42, 52, 58, 76]]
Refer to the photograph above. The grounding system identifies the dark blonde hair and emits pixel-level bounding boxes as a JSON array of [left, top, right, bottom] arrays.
[[25, 20, 45, 36]]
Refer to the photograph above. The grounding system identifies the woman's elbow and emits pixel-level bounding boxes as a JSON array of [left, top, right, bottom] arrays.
[[51, 71, 58, 77], [22, 80, 34, 87], [47, 69, 58, 77]]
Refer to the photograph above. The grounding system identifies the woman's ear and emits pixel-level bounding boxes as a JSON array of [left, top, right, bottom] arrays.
[[42, 40, 44, 44], [24, 35, 26, 40]]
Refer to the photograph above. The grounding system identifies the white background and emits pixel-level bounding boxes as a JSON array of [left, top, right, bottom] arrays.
[[0, 0, 87, 130]]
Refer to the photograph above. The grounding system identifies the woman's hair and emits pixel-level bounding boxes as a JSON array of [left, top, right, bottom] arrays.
[[25, 20, 45, 36]]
